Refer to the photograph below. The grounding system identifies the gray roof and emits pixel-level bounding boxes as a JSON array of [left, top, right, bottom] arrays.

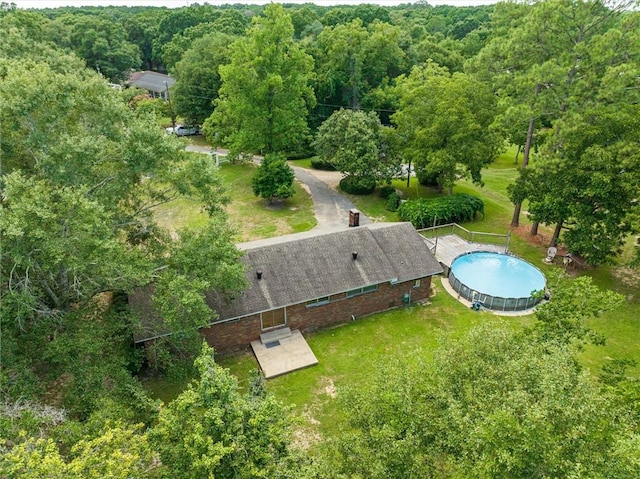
[[130, 222, 442, 343], [221, 222, 441, 316], [127, 71, 175, 93]]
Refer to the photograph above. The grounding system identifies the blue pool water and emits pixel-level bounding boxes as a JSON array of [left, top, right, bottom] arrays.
[[449, 252, 546, 311]]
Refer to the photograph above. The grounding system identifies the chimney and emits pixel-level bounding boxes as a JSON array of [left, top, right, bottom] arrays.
[[256, 270, 263, 280], [352, 252, 358, 260], [349, 209, 360, 227]]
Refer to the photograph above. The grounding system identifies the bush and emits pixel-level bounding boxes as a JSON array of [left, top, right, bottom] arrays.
[[397, 194, 484, 228], [311, 157, 337, 171], [416, 168, 440, 187], [339, 175, 376, 195], [386, 192, 401, 212], [379, 185, 396, 199]]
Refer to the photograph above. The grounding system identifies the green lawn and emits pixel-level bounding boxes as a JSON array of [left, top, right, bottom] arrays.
[[152, 160, 316, 241], [218, 283, 534, 444], [147, 146, 640, 438]]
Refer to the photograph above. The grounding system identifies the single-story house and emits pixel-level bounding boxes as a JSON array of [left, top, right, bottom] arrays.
[[127, 71, 175, 100], [129, 222, 443, 354]]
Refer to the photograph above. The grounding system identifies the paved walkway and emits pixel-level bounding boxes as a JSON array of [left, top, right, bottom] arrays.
[[185, 145, 370, 232]]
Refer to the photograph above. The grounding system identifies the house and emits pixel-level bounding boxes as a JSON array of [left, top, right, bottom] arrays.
[[127, 71, 175, 100], [129, 222, 443, 354]]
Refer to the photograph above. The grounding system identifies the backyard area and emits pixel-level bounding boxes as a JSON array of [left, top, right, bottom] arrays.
[[144, 142, 640, 451]]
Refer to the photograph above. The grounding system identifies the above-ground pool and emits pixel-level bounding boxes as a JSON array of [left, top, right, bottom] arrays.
[[449, 251, 546, 311]]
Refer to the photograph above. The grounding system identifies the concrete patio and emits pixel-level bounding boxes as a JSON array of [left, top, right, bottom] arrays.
[[251, 328, 318, 379]]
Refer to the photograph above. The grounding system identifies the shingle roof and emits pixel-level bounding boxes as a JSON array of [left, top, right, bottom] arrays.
[[130, 222, 442, 343], [127, 71, 175, 93]]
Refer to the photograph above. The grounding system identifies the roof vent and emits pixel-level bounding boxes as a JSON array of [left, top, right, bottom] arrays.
[[352, 252, 358, 260], [256, 270, 263, 280]]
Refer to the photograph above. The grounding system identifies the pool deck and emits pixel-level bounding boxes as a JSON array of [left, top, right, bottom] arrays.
[[424, 234, 507, 268]]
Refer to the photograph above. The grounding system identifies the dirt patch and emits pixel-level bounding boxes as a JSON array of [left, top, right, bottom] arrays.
[[612, 266, 640, 291], [291, 407, 323, 450], [317, 376, 338, 398]]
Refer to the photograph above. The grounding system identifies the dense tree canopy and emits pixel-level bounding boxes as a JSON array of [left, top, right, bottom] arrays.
[[325, 324, 640, 478], [0, 44, 243, 413]]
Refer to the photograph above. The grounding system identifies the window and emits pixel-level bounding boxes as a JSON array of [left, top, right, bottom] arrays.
[[413, 279, 421, 289], [261, 307, 286, 330], [346, 284, 378, 298], [306, 296, 330, 308]]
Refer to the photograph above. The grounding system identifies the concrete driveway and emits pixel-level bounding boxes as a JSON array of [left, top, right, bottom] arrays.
[[185, 145, 370, 232]]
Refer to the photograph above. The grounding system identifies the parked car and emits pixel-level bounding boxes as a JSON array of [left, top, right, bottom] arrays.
[[165, 124, 201, 136]]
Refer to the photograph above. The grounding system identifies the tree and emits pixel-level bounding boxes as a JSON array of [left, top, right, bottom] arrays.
[[0, 50, 242, 410], [323, 325, 640, 479], [208, 3, 315, 155], [0, 423, 158, 478], [313, 108, 398, 183], [393, 62, 503, 195], [171, 31, 235, 125], [252, 153, 296, 204], [50, 13, 141, 81], [150, 343, 301, 478], [314, 19, 408, 111], [473, 0, 640, 230], [512, 102, 640, 262], [533, 270, 624, 347]]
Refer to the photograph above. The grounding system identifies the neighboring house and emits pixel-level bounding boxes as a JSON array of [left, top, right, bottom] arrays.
[[127, 71, 175, 100], [129, 222, 443, 354]]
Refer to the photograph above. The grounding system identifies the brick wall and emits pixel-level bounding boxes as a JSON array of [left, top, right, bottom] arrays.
[[198, 276, 433, 354]]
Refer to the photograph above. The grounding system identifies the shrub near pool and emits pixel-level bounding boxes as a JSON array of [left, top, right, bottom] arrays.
[[398, 193, 484, 228]]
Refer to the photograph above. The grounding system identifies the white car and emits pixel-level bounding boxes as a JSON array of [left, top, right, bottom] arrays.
[[165, 124, 201, 136]]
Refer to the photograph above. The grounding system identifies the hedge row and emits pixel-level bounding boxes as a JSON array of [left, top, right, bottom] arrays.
[[397, 194, 484, 228], [339, 175, 376, 195], [311, 157, 337, 171]]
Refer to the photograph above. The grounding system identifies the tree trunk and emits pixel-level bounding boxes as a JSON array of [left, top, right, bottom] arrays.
[[406, 159, 411, 188], [530, 221, 539, 236], [511, 84, 541, 228], [550, 220, 563, 247], [515, 144, 521, 164]]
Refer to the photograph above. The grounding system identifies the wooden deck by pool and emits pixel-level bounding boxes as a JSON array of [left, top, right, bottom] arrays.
[[424, 234, 507, 269]]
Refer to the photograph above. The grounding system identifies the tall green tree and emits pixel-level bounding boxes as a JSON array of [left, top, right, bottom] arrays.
[[1, 423, 158, 479], [473, 0, 639, 230], [171, 31, 235, 125], [393, 62, 502, 195], [208, 3, 315, 155], [314, 19, 408, 111], [0, 52, 243, 410], [313, 108, 398, 182]]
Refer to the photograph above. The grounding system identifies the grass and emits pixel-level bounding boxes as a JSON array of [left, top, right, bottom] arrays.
[[219, 163, 316, 241], [146, 144, 640, 430], [152, 160, 316, 241], [217, 283, 534, 442]]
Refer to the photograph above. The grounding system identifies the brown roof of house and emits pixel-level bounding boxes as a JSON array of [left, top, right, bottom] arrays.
[[130, 222, 442, 343], [127, 71, 175, 93]]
